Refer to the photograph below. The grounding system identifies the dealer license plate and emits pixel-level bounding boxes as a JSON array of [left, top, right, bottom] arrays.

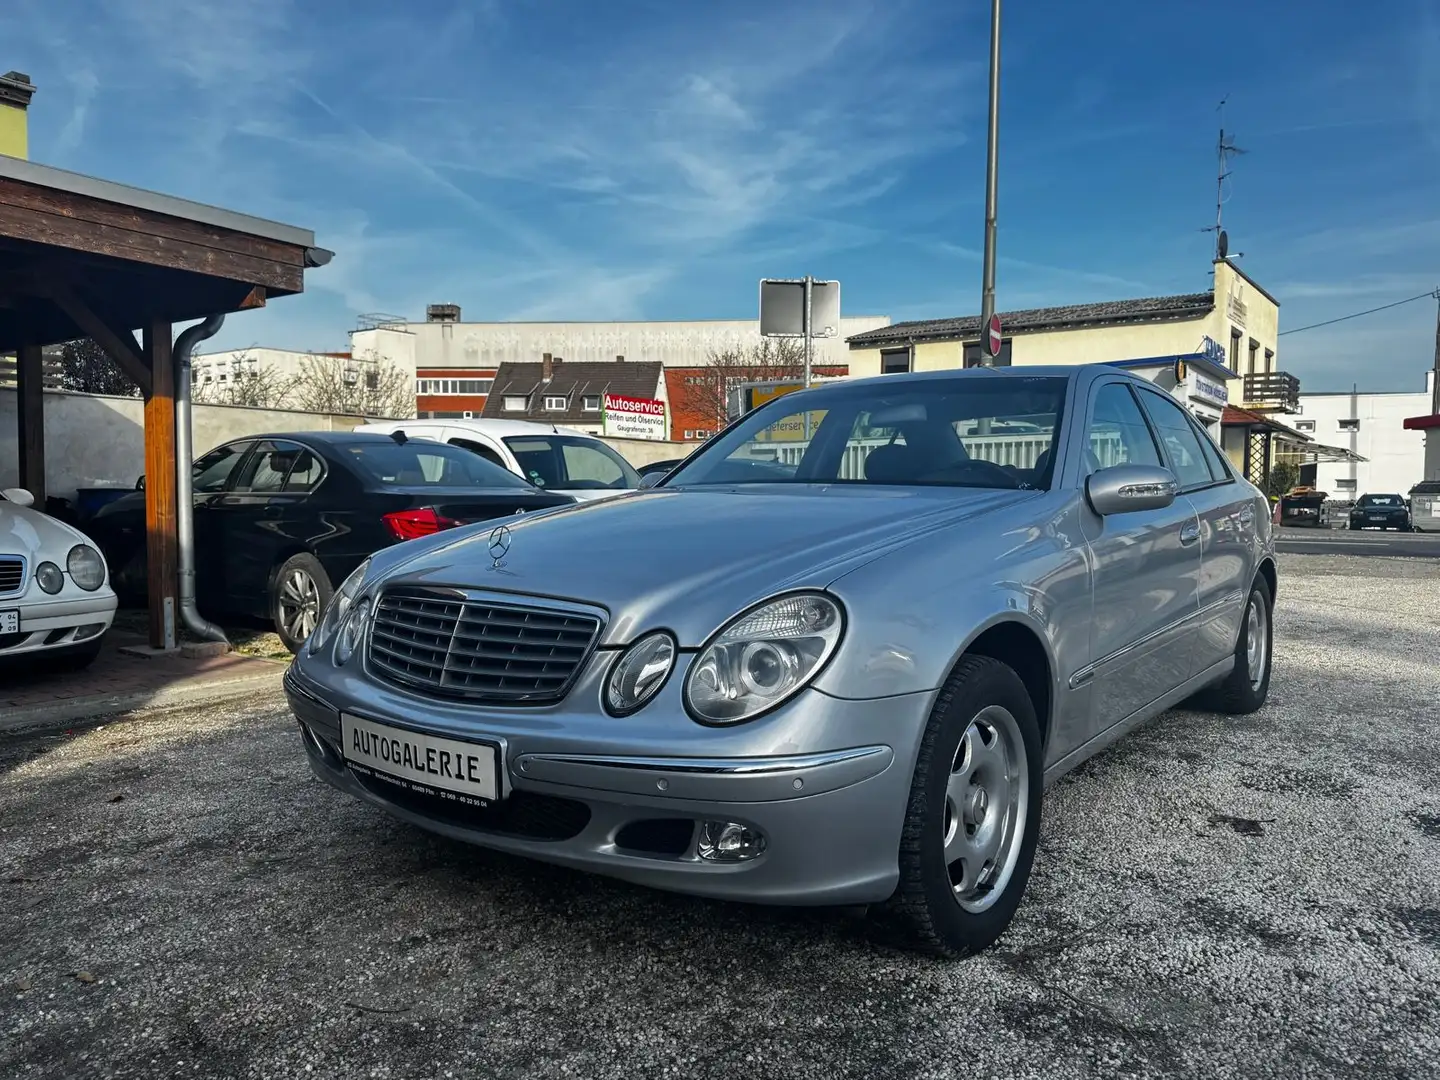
[[1369, 514, 1386, 521], [340, 713, 501, 804], [0, 610, 18, 635]]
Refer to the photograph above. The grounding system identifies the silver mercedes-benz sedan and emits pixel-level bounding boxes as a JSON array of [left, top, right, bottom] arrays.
[[284, 364, 1276, 956]]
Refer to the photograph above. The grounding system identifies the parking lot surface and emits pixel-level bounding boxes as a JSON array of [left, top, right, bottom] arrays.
[[2, 553, 1437, 1080]]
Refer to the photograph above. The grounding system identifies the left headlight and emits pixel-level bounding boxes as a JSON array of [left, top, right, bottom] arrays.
[[684, 592, 844, 725], [67, 544, 106, 591], [308, 557, 372, 657]]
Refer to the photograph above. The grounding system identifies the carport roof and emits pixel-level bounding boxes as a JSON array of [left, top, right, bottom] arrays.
[[0, 153, 331, 353]]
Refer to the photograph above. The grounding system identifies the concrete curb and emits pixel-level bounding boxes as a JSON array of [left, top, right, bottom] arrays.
[[0, 666, 287, 735]]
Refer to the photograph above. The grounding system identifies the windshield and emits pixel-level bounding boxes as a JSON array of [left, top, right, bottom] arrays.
[[663, 376, 1068, 490], [502, 435, 641, 491], [344, 441, 535, 489], [1358, 495, 1403, 507]]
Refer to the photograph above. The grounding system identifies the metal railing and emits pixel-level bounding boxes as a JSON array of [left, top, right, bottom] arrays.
[[1242, 371, 1301, 414]]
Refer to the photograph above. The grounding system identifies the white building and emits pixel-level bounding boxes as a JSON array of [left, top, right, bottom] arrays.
[[1296, 371, 1435, 497], [191, 347, 366, 388], [347, 307, 891, 375]]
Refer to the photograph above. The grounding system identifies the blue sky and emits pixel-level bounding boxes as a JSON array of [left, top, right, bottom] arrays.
[[4, 0, 1438, 392]]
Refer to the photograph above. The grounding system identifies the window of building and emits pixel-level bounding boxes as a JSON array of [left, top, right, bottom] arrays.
[[880, 348, 911, 374], [1248, 339, 1259, 375], [1264, 348, 1274, 374], [683, 430, 695, 440], [583, 395, 601, 411], [503, 395, 527, 412], [1230, 328, 1243, 371], [1338, 418, 1360, 431], [1335, 477, 1357, 491], [544, 395, 568, 411], [963, 340, 1013, 367], [1295, 420, 1316, 432], [696, 430, 710, 440]]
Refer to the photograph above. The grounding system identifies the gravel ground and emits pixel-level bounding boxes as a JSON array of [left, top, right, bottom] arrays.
[[2, 553, 1437, 1080]]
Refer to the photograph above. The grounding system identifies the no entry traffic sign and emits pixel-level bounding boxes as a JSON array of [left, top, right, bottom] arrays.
[[986, 313, 1003, 358]]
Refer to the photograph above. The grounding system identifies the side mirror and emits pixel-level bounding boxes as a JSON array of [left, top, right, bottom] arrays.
[[638, 472, 666, 490], [136, 475, 146, 491], [2, 487, 36, 508], [1086, 464, 1178, 515]]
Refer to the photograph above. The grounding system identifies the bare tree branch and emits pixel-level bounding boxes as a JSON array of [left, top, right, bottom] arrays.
[[671, 338, 813, 433], [191, 351, 298, 409], [289, 351, 414, 418]]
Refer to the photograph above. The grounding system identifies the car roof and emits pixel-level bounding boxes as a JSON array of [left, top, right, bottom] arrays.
[[353, 417, 597, 439]]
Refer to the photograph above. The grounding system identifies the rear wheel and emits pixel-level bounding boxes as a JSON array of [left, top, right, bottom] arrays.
[[886, 655, 1044, 957], [271, 554, 333, 654]]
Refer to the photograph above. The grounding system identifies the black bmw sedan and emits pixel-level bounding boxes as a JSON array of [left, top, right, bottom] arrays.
[[1348, 493, 1412, 532], [87, 431, 577, 651]]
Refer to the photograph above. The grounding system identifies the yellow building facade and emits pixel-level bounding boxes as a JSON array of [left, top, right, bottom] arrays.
[[846, 259, 1290, 414], [0, 71, 35, 159]]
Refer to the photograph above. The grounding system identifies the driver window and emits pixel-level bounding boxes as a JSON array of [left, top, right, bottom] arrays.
[[1087, 384, 1162, 473], [561, 443, 626, 487], [449, 437, 507, 470], [192, 442, 252, 493]]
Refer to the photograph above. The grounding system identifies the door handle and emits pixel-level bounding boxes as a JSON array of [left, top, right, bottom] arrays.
[[263, 505, 282, 518], [1179, 521, 1201, 545]]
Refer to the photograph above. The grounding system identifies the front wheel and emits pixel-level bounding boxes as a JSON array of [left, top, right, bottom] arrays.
[[1194, 574, 1273, 715], [271, 553, 333, 654], [886, 655, 1044, 957]]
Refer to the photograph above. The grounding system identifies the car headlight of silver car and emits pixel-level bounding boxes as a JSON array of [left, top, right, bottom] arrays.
[[67, 544, 106, 591], [308, 557, 372, 658], [684, 592, 844, 725], [604, 631, 677, 716], [35, 561, 64, 594]]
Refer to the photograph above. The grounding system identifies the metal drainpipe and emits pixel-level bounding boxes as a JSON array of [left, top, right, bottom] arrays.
[[174, 314, 229, 644]]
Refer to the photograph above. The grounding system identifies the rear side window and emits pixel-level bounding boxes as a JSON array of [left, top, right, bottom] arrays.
[[449, 437, 508, 470], [1135, 390, 1218, 488], [345, 442, 533, 489]]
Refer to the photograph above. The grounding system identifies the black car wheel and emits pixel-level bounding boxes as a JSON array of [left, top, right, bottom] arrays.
[[887, 655, 1044, 957], [1194, 573, 1274, 715], [271, 554, 333, 654]]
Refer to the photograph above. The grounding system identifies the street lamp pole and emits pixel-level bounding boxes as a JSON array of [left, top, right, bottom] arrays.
[[978, 0, 1001, 366]]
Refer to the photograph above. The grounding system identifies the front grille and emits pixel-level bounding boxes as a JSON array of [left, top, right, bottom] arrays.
[[0, 556, 24, 596], [367, 590, 603, 703]]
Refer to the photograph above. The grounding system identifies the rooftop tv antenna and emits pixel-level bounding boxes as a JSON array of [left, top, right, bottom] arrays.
[[1202, 96, 1247, 261]]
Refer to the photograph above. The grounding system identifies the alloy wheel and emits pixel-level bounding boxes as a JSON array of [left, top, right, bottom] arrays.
[[943, 705, 1030, 914], [279, 569, 320, 643], [1246, 593, 1269, 691]]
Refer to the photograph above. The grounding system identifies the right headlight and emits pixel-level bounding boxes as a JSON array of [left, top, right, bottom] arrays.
[[684, 592, 844, 725], [307, 557, 372, 657]]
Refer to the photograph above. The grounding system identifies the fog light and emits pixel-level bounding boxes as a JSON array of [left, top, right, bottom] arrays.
[[697, 820, 767, 863]]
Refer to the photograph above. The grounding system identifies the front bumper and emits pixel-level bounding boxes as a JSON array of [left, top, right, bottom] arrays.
[[283, 655, 934, 907], [0, 589, 116, 657]]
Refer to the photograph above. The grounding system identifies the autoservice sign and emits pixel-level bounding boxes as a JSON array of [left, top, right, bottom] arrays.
[[602, 393, 667, 441]]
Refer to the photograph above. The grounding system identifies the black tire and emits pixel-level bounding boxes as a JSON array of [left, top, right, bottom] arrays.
[[1194, 573, 1273, 715], [270, 553, 333, 654], [885, 655, 1044, 957]]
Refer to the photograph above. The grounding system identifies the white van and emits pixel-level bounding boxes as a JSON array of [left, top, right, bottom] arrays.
[[352, 418, 642, 502]]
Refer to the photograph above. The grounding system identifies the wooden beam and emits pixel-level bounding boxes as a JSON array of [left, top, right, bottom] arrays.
[[142, 321, 178, 651], [0, 200, 304, 294], [0, 176, 307, 268], [15, 343, 45, 504], [238, 286, 266, 310], [46, 282, 153, 397]]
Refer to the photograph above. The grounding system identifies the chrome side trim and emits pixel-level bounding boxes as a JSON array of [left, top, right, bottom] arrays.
[[1067, 590, 1245, 690], [520, 745, 889, 775]]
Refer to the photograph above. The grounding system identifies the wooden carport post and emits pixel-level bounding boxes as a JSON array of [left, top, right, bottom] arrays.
[[15, 343, 45, 503], [142, 321, 177, 650]]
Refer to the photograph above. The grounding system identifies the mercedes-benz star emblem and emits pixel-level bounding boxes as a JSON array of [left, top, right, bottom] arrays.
[[488, 524, 512, 569]]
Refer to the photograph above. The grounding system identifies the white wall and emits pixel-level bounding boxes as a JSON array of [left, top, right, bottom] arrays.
[[191, 347, 370, 386], [1298, 373, 1432, 496], [351, 316, 892, 375], [0, 389, 693, 499], [0, 389, 365, 501]]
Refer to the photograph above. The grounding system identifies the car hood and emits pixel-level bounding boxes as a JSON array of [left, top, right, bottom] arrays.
[[378, 485, 1038, 645], [1, 501, 92, 561]]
